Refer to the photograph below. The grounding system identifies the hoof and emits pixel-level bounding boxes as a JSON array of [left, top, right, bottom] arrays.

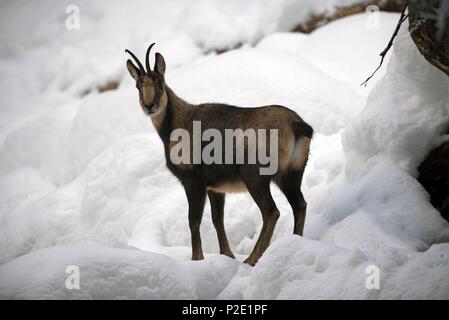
[[243, 257, 257, 266]]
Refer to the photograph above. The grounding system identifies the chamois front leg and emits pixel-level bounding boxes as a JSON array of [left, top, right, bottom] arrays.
[[184, 181, 206, 261], [207, 191, 235, 259]]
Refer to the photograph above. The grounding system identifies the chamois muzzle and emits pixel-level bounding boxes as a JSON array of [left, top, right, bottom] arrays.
[[144, 103, 157, 114]]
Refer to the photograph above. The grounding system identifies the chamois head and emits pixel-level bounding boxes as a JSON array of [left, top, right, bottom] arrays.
[[125, 43, 167, 117]]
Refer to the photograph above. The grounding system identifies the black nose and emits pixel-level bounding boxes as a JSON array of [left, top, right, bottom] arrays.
[[145, 104, 155, 112]]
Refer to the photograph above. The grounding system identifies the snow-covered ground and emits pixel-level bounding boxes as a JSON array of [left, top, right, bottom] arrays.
[[0, 1, 448, 299]]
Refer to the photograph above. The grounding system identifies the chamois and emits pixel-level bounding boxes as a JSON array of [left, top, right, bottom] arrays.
[[125, 44, 313, 266]]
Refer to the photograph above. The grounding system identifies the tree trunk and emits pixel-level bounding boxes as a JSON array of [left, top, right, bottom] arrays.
[[409, 0, 449, 222], [408, 0, 449, 76], [418, 138, 449, 221]]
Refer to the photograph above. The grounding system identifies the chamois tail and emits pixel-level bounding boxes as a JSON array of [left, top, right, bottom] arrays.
[[291, 121, 314, 140], [288, 121, 313, 170]]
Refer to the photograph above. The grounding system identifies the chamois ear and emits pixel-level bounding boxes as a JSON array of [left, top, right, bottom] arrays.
[[154, 52, 166, 77], [126, 59, 141, 81]]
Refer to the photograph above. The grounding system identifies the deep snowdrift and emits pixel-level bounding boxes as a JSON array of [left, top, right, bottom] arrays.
[[0, 1, 448, 299]]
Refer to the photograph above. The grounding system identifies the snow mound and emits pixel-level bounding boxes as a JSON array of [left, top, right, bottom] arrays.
[[177, 0, 362, 50], [222, 236, 449, 299], [256, 32, 309, 53], [0, 241, 240, 299], [298, 12, 401, 90], [334, 23, 449, 251], [2, 238, 448, 299]]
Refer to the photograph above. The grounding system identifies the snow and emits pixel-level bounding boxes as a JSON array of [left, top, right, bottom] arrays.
[[0, 241, 240, 299], [256, 32, 310, 54], [178, 0, 363, 50], [298, 12, 402, 92], [1, 1, 449, 299]]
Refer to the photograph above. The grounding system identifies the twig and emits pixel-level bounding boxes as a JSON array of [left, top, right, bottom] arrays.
[[361, 6, 409, 87]]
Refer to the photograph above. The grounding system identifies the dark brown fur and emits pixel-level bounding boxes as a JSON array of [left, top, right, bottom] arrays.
[[126, 45, 313, 265]]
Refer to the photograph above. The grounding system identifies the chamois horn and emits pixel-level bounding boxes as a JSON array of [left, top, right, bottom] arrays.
[[125, 48, 145, 73], [145, 43, 156, 73]]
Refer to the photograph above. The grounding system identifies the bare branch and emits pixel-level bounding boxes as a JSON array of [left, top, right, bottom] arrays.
[[361, 6, 409, 87]]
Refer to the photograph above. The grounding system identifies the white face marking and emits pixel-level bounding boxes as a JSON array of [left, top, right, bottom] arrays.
[[147, 106, 164, 117], [148, 90, 167, 118]]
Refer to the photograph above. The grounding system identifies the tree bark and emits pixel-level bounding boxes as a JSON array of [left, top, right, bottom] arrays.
[[418, 139, 449, 221], [408, 0, 449, 76], [409, 0, 449, 222]]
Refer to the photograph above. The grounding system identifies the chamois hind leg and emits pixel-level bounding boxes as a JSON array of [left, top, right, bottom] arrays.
[[207, 191, 235, 259], [241, 172, 280, 266], [184, 181, 206, 261], [276, 169, 307, 236]]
